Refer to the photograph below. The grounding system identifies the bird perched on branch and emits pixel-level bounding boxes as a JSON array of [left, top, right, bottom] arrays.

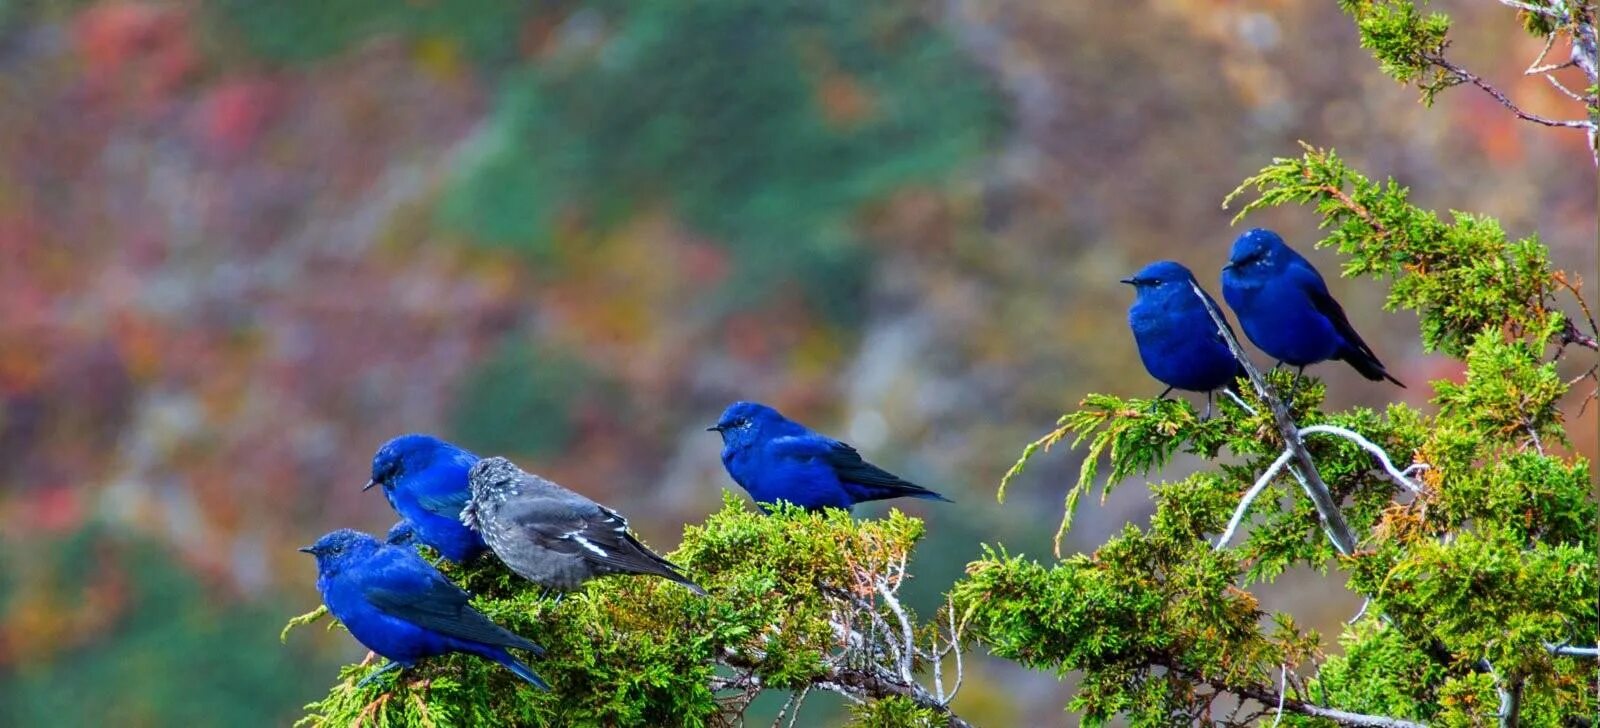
[[462, 456, 705, 595], [300, 528, 548, 689], [1221, 228, 1404, 388], [710, 400, 951, 512], [385, 521, 418, 547], [1122, 260, 1247, 417], [364, 434, 487, 564]]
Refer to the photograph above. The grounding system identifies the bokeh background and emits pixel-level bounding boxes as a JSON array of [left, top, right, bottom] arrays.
[[0, 1, 1593, 725]]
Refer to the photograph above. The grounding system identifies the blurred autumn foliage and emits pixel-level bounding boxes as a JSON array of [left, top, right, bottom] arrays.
[[0, 1, 1592, 725]]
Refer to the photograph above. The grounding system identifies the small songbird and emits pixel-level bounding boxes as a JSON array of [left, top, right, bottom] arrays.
[[300, 528, 548, 689], [385, 521, 417, 547], [1122, 260, 1246, 416], [462, 456, 705, 595], [364, 434, 487, 564], [1221, 228, 1404, 388], [709, 400, 952, 512]]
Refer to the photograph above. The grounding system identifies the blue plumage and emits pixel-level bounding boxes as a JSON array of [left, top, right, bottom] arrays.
[[365, 434, 487, 564], [1221, 229, 1404, 387], [300, 529, 547, 689], [710, 401, 951, 511], [1122, 260, 1245, 402]]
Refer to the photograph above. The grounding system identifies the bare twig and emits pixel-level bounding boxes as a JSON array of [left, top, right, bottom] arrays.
[[1222, 387, 1259, 415], [1299, 424, 1426, 494], [1271, 665, 1289, 727], [876, 578, 917, 686], [1501, 674, 1524, 728], [944, 595, 967, 705], [1231, 685, 1430, 728], [1547, 642, 1600, 658], [1215, 448, 1295, 550], [1348, 598, 1372, 625], [1424, 52, 1595, 130], [770, 686, 809, 728], [1498, 0, 1562, 17]]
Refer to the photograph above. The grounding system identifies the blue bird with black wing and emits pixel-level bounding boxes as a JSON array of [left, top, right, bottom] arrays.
[[710, 401, 951, 512], [300, 528, 547, 689], [1221, 228, 1404, 388]]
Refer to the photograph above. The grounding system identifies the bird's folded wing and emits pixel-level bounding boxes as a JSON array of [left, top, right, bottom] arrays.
[[499, 496, 680, 574], [364, 568, 539, 653], [768, 435, 930, 492], [414, 488, 472, 521], [1296, 268, 1384, 363]]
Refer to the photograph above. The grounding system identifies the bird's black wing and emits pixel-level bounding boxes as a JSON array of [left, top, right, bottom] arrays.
[[780, 436, 952, 503], [497, 495, 703, 592], [1293, 264, 1405, 387], [364, 554, 542, 654]]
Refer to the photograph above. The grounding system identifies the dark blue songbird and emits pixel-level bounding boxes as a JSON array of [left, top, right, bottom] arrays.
[[1122, 260, 1246, 414], [364, 434, 487, 564], [710, 401, 951, 512], [385, 521, 417, 547], [1221, 228, 1404, 387], [300, 528, 547, 689]]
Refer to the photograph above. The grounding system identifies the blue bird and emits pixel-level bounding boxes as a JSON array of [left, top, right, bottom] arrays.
[[1122, 260, 1246, 416], [1221, 229, 1404, 388], [710, 401, 952, 511], [299, 528, 548, 690], [364, 434, 487, 564], [385, 521, 417, 547]]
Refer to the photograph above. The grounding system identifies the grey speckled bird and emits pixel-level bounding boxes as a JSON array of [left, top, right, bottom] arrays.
[[462, 456, 706, 595]]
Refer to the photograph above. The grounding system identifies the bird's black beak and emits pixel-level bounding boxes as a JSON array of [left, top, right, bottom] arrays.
[[1221, 261, 1237, 271], [706, 424, 724, 432], [298, 545, 316, 554], [1118, 277, 1136, 285], [362, 479, 378, 492]]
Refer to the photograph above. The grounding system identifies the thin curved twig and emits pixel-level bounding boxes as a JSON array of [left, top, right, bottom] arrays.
[[1215, 448, 1295, 550], [1298, 424, 1426, 494]]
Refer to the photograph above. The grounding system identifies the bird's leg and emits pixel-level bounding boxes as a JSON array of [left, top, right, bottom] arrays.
[[359, 651, 377, 667], [535, 586, 565, 606], [356, 660, 404, 689], [1291, 366, 1305, 394], [1150, 386, 1173, 413], [1203, 391, 1215, 421]]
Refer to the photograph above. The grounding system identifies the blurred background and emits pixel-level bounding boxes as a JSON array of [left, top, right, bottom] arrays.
[[0, 1, 1593, 725]]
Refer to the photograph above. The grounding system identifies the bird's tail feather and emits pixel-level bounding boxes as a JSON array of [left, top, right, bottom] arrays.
[[854, 483, 953, 503], [1342, 350, 1406, 388], [623, 534, 708, 596], [672, 573, 709, 597], [499, 653, 550, 690]]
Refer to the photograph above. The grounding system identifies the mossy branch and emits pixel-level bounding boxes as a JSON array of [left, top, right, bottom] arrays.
[[291, 495, 975, 727]]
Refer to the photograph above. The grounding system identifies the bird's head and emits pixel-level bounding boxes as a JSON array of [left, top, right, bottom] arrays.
[[365, 433, 465, 493], [1120, 260, 1197, 301], [1222, 228, 1289, 281], [298, 528, 380, 575], [708, 400, 787, 448], [384, 521, 417, 547], [462, 456, 521, 531]]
